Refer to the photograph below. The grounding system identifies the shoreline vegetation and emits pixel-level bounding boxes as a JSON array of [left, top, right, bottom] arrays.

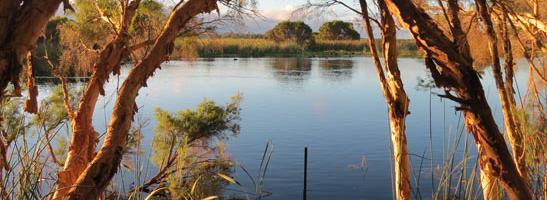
[[172, 37, 422, 59], [4, 0, 546, 197]]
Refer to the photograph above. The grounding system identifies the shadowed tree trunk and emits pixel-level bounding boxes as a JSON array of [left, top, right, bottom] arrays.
[[476, 0, 528, 198], [61, 0, 228, 199], [359, 0, 411, 199], [382, 0, 532, 199], [52, 1, 142, 198], [446, 0, 500, 197], [0, 0, 66, 99], [0, 0, 65, 190], [477, 0, 528, 186]]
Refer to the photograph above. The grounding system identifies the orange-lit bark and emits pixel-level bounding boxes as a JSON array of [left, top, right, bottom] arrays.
[[0, 1, 64, 196], [359, 0, 411, 199], [52, 1, 141, 199], [24, 52, 38, 114], [476, 0, 528, 196], [63, 0, 226, 199], [0, 0, 65, 99], [383, 0, 532, 199]]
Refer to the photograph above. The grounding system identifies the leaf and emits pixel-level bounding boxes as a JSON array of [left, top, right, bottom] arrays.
[[202, 196, 218, 200], [216, 173, 241, 186], [191, 175, 203, 195], [144, 187, 169, 200]]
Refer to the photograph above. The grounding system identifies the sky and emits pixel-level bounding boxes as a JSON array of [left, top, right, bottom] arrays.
[[215, 0, 411, 38], [222, 0, 364, 33], [56, 0, 412, 38]]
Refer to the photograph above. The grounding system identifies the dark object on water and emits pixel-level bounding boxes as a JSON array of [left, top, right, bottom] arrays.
[[303, 147, 308, 200]]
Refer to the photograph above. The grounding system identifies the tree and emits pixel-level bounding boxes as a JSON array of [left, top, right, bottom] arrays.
[[475, 0, 529, 196], [382, 0, 532, 199], [0, 0, 70, 184], [60, 0, 244, 198], [298, 0, 412, 198], [318, 20, 360, 40], [0, 0, 71, 99], [265, 21, 315, 46], [52, 1, 144, 198], [134, 95, 242, 198], [358, 0, 411, 199]]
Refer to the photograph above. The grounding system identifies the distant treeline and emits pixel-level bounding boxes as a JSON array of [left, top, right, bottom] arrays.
[[172, 37, 421, 58]]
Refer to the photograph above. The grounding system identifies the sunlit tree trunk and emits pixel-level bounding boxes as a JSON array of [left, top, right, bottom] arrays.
[[447, 0, 500, 197], [476, 0, 528, 198], [62, 0, 226, 199], [359, 0, 411, 199], [498, 7, 528, 184], [52, 1, 141, 199], [383, 0, 532, 199]]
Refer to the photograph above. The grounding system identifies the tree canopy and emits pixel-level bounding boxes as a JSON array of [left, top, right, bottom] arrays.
[[318, 20, 360, 40], [265, 21, 315, 46]]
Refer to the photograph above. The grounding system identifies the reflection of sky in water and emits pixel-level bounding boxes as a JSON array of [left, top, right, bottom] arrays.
[[31, 57, 530, 199], [269, 57, 312, 88], [319, 58, 354, 82]]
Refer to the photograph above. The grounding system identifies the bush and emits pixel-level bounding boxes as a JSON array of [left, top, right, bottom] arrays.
[[318, 20, 360, 40], [264, 21, 314, 47]]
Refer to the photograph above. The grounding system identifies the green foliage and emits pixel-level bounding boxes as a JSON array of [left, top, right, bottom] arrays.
[[53, 0, 166, 76], [33, 84, 81, 163], [265, 21, 315, 47], [33, 17, 69, 76], [318, 20, 360, 40], [32, 85, 79, 129], [44, 17, 69, 43], [148, 94, 242, 199], [152, 95, 241, 162], [153, 95, 241, 143], [173, 37, 421, 58], [0, 84, 83, 198], [132, 0, 166, 33], [0, 98, 25, 144]]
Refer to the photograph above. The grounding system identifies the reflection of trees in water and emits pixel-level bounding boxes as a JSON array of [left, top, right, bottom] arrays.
[[319, 59, 354, 82], [270, 58, 312, 84]]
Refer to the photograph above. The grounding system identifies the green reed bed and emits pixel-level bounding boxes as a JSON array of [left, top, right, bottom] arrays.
[[173, 38, 422, 58]]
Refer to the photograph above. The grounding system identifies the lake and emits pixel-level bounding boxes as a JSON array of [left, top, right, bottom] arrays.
[[38, 57, 529, 199]]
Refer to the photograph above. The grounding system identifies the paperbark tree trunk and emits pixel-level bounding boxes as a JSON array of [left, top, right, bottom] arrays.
[[62, 0, 225, 199], [359, 0, 411, 199], [0, 0, 64, 190], [0, 0, 64, 99], [52, 1, 141, 199], [383, 0, 532, 199], [476, 0, 528, 197]]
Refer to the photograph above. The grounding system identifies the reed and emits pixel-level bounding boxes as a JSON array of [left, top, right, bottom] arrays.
[[172, 38, 421, 58]]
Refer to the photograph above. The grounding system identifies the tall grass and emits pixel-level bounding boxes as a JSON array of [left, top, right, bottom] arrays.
[[173, 38, 421, 58]]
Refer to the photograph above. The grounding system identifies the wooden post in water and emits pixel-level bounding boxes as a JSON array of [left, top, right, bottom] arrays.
[[303, 147, 308, 200]]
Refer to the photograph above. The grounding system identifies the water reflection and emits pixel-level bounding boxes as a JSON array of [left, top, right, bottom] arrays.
[[269, 58, 312, 84], [319, 59, 354, 82]]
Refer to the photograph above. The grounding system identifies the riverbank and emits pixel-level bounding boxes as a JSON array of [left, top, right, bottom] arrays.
[[32, 38, 422, 77], [172, 38, 422, 58]]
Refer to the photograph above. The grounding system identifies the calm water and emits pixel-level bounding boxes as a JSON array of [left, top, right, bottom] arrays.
[[38, 57, 529, 199]]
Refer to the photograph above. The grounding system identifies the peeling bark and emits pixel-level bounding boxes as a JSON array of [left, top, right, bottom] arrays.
[[63, 0, 225, 199], [359, 0, 411, 199], [24, 52, 38, 114], [446, 0, 471, 60], [476, 0, 528, 194], [52, 1, 141, 199], [499, 10, 528, 184], [0, 0, 64, 99], [383, 0, 532, 199]]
